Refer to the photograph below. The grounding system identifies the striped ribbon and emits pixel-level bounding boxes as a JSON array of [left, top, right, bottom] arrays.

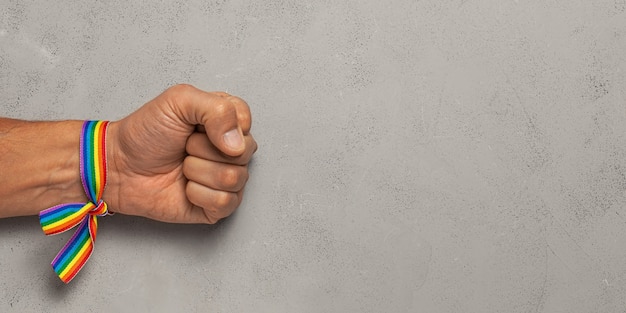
[[39, 120, 112, 283]]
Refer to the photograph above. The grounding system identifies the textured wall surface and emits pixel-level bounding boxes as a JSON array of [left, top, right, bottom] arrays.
[[1, 1, 626, 312]]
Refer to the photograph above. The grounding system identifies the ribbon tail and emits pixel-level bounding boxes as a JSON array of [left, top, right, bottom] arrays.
[[50, 215, 98, 283], [40, 203, 95, 235]]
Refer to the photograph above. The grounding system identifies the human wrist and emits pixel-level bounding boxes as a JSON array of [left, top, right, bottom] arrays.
[[39, 120, 117, 283]]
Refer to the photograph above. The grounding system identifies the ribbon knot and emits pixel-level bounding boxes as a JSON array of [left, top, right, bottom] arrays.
[[92, 200, 108, 217], [39, 120, 111, 283]]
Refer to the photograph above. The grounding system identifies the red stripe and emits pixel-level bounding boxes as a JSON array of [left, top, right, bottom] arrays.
[[98, 122, 108, 195], [89, 215, 98, 242], [62, 243, 93, 283], [44, 213, 89, 235]]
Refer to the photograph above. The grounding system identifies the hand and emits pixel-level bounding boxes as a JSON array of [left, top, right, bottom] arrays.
[[104, 84, 257, 224]]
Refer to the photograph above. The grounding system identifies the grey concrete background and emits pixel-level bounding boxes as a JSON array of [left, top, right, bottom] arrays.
[[1, 0, 626, 312]]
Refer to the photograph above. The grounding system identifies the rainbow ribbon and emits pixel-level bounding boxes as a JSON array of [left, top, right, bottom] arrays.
[[39, 120, 112, 283]]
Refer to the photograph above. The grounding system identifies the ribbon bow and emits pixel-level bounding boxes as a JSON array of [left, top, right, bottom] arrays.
[[39, 120, 112, 283]]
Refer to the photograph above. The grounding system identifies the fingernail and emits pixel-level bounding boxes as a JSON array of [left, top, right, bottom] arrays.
[[224, 128, 243, 150]]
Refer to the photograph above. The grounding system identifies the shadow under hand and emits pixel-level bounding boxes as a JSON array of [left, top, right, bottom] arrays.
[[103, 213, 231, 247], [17, 211, 236, 294], [98, 210, 240, 278]]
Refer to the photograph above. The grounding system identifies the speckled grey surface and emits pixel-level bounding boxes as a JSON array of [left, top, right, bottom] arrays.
[[1, 0, 626, 312]]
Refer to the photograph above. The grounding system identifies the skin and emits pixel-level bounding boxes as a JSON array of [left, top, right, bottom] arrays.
[[0, 84, 257, 224]]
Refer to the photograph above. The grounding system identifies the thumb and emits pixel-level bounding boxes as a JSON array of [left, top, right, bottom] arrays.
[[169, 84, 245, 157], [220, 126, 245, 156]]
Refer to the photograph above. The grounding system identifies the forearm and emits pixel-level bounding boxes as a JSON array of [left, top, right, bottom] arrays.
[[0, 118, 86, 218], [0, 85, 256, 224]]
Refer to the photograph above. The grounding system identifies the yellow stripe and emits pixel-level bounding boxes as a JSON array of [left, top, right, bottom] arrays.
[[58, 239, 92, 280], [42, 203, 94, 232]]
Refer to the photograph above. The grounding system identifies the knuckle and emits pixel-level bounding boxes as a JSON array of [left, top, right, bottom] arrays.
[[211, 101, 233, 118], [220, 167, 241, 189], [242, 169, 250, 184], [168, 83, 195, 94], [230, 95, 250, 109], [238, 110, 252, 125], [214, 192, 235, 209], [251, 137, 258, 153], [165, 84, 194, 100], [230, 97, 252, 130]]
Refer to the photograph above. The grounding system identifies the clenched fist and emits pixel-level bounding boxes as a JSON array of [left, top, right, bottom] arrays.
[[104, 84, 257, 223]]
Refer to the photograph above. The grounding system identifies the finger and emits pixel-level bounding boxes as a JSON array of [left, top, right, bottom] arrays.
[[198, 94, 252, 141], [207, 92, 251, 134], [226, 95, 252, 134], [168, 84, 245, 156], [186, 132, 257, 165], [183, 156, 249, 192], [186, 181, 241, 224], [212, 91, 231, 97]]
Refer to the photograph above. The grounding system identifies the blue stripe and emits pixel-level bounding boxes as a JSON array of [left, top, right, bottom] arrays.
[[40, 204, 84, 224], [52, 221, 90, 272]]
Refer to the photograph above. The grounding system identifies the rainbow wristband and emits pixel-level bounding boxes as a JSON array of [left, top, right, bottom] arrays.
[[39, 120, 112, 283]]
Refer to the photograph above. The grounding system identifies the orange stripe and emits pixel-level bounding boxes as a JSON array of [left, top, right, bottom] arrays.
[[43, 205, 93, 235], [59, 242, 93, 283], [89, 215, 99, 242]]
